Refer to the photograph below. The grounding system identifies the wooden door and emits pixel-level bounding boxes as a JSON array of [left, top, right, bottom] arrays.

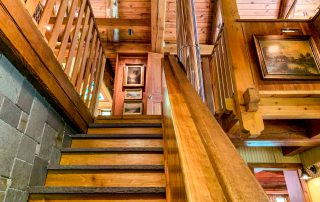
[[146, 52, 163, 115]]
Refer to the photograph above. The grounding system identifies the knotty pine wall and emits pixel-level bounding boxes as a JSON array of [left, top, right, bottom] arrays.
[[112, 55, 148, 115], [238, 21, 320, 91]]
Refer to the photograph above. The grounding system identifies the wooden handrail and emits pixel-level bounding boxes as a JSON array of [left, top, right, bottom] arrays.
[[163, 54, 269, 201], [0, 0, 108, 132]]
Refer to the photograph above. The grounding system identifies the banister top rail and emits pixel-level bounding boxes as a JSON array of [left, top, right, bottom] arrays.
[[163, 54, 269, 201]]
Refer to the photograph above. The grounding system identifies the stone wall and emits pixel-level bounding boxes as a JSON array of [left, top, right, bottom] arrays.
[[0, 54, 74, 201]]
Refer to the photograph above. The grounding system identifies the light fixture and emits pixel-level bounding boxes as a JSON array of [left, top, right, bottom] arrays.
[[45, 24, 52, 31], [309, 165, 319, 175], [281, 28, 300, 33], [300, 167, 312, 180], [128, 28, 133, 36]]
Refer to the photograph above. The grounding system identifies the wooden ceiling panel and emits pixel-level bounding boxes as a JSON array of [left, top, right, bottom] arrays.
[[165, 0, 214, 44]]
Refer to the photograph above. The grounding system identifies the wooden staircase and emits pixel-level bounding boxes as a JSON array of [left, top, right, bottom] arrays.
[[28, 116, 166, 202]]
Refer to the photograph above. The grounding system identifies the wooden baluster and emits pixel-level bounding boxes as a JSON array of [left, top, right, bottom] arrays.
[[215, 45, 226, 111], [70, 6, 90, 84], [213, 51, 224, 112], [38, 0, 55, 34], [25, 0, 40, 17], [89, 55, 106, 115], [80, 36, 99, 98], [56, 0, 78, 63], [48, 0, 68, 50], [86, 47, 102, 106], [75, 19, 94, 89], [64, 0, 86, 76], [218, 37, 230, 98], [222, 30, 235, 96]]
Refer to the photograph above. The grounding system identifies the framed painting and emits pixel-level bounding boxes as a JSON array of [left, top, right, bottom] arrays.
[[253, 35, 320, 80], [123, 64, 145, 87], [123, 101, 143, 115], [124, 88, 143, 100]]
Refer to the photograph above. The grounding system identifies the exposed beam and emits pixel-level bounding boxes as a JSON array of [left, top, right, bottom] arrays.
[[283, 119, 320, 156], [104, 42, 151, 54], [231, 138, 320, 147], [49, 17, 151, 30], [163, 44, 214, 55], [278, 0, 296, 19], [248, 163, 302, 170], [151, 0, 166, 52]]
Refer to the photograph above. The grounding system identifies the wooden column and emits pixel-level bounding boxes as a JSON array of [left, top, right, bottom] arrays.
[[175, 0, 205, 100], [219, 0, 264, 137], [284, 170, 307, 202]]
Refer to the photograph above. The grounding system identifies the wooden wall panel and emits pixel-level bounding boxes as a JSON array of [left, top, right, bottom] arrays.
[[240, 21, 320, 91], [112, 55, 148, 115]]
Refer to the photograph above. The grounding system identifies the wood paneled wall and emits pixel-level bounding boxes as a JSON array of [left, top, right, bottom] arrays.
[[112, 55, 148, 115], [239, 21, 320, 91]]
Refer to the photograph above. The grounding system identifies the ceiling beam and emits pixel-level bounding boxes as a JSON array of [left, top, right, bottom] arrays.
[[151, 0, 166, 52], [104, 42, 152, 54], [283, 119, 320, 156], [248, 163, 302, 170], [163, 44, 214, 55], [49, 17, 150, 30], [278, 0, 297, 19], [231, 138, 320, 147]]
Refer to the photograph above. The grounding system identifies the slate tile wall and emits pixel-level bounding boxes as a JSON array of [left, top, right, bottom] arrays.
[[0, 54, 75, 201]]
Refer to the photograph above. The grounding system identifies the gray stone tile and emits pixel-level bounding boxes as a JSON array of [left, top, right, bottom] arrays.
[[0, 98, 22, 128], [25, 97, 48, 143], [0, 92, 4, 108], [17, 80, 35, 114], [10, 159, 32, 190], [4, 188, 28, 202], [46, 108, 64, 132], [0, 177, 8, 191], [29, 156, 48, 186], [17, 135, 36, 164], [0, 120, 22, 177], [49, 147, 61, 166], [39, 124, 57, 161], [17, 112, 29, 133], [62, 132, 72, 148], [0, 55, 24, 104]]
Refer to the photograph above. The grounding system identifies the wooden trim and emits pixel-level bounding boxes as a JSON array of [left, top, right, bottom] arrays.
[[0, 0, 92, 132], [248, 163, 303, 170], [232, 138, 320, 147], [236, 19, 311, 22]]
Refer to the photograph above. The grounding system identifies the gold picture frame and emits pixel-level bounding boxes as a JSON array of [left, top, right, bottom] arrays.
[[123, 64, 145, 86], [124, 88, 143, 100], [123, 101, 143, 115], [253, 35, 320, 80]]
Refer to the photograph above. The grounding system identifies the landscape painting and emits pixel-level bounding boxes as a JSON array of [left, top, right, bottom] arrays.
[[124, 89, 143, 100], [254, 35, 320, 80], [123, 101, 143, 115]]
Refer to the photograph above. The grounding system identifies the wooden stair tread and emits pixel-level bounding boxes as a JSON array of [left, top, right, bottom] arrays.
[[48, 165, 165, 170], [87, 128, 162, 135], [72, 134, 163, 139], [95, 115, 162, 120], [60, 153, 164, 166], [89, 122, 162, 128], [62, 147, 163, 152], [45, 170, 165, 187], [29, 193, 166, 202], [71, 139, 163, 148], [29, 186, 166, 194]]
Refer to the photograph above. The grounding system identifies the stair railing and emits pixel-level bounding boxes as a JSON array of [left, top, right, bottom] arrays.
[[0, 0, 106, 131], [162, 54, 269, 202], [210, 25, 236, 115]]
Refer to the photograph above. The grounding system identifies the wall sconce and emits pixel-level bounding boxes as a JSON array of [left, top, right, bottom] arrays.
[[300, 165, 319, 180], [300, 167, 312, 180], [281, 28, 300, 33]]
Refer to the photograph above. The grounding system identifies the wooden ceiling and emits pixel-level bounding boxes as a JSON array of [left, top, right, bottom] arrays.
[[236, 0, 320, 19]]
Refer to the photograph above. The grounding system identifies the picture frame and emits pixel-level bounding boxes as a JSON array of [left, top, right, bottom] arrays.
[[124, 88, 143, 100], [253, 35, 320, 80], [123, 101, 143, 115], [123, 64, 145, 86]]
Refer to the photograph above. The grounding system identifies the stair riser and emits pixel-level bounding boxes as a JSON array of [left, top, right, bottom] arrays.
[[60, 153, 164, 166], [29, 194, 166, 202], [71, 139, 163, 148], [87, 128, 162, 135], [45, 171, 165, 187]]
